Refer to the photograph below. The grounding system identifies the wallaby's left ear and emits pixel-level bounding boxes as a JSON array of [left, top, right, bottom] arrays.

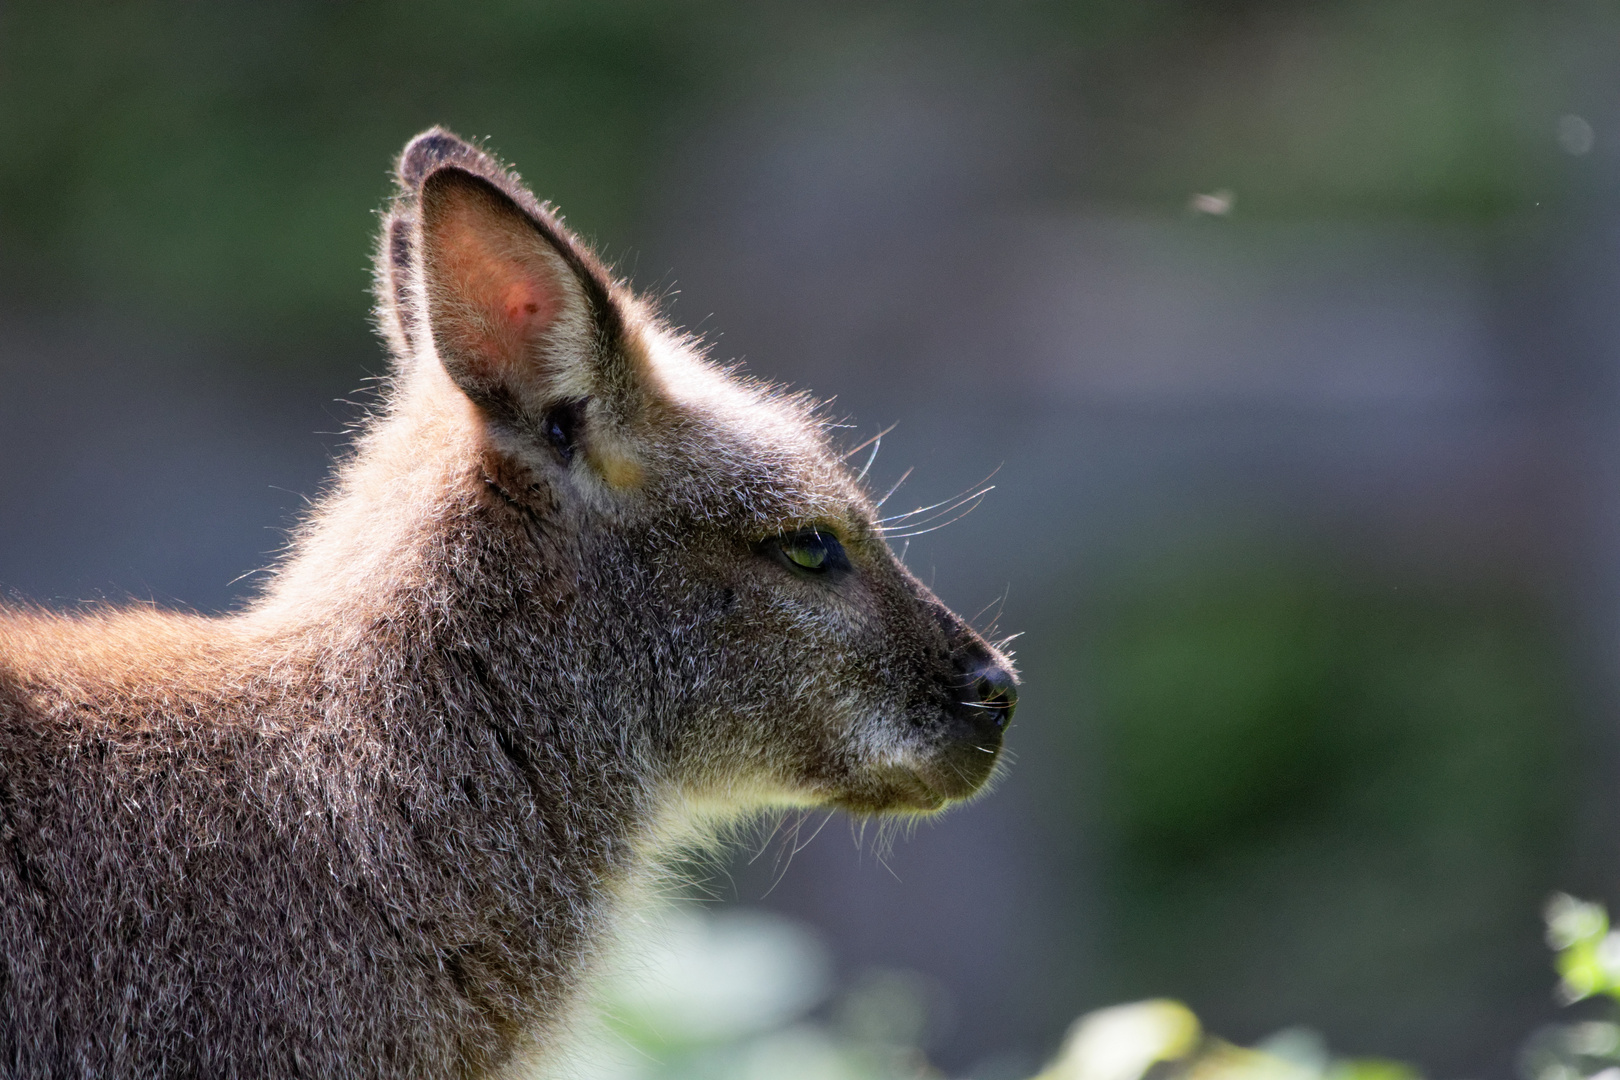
[[377, 127, 649, 486]]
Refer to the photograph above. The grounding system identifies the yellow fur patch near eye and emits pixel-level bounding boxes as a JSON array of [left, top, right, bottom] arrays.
[[596, 451, 643, 490]]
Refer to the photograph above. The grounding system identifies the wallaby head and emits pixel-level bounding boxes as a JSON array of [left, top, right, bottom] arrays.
[[0, 127, 1016, 1077], [277, 126, 1018, 820]]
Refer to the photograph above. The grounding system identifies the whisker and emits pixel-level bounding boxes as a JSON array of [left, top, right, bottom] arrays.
[[874, 467, 914, 509], [877, 466, 1001, 524], [878, 493, 965, 526], [267, 484, 315, 508], [856, 437, 882, 483], [846, 422, 897, 481], [761, 811, 807, 898], [972, 589, 1008, 626], [873, 832, 903, 881], [746, 813, 790, 865], [847, 423, 897, 456], [878, 490, 993, 539], [876, 481, 995, 530], [791, 810, 836, 856], [876, 487, 996, 535], [877, 485, 991, 526]]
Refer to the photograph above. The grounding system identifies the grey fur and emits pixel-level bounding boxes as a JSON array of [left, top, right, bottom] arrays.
[[0, 128, 1017, 1079]]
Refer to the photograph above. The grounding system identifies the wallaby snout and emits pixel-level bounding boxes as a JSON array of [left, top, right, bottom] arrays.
[[954, 647, 1019, 738], [906, 636, 1017, 801]]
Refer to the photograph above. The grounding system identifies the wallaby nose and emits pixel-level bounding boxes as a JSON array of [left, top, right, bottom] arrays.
[[965, 660, 1017, 735], [946, 651, 1018, 746], [928, 648, 1019, 799], [969, 662, 1018, 731]]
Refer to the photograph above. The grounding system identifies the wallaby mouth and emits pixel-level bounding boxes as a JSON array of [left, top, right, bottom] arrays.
[[841, 742, 1002, 814], [840, 682, 1016, 814], [919, 728, 1006, 801]]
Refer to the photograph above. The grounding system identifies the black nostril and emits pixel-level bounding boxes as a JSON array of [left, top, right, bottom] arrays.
[[970, 665, 1018, 730]]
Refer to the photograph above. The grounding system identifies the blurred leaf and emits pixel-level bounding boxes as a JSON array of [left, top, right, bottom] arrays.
[[1036, 1000, 1201, 1080], [599, 904, 830, 1050]]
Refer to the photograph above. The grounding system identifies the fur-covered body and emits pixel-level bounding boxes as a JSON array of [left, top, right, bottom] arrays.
[[0, 130, 1016, 1078]]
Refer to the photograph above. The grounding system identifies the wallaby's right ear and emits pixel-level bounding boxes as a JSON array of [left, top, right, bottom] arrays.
[[378, 128, 648, 480]]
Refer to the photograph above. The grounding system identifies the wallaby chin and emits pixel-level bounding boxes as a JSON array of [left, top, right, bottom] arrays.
[[0, 127, 1018, 1079]]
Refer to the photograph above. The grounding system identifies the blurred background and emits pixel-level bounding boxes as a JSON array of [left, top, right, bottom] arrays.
[[4, 2, 1620, 1076]]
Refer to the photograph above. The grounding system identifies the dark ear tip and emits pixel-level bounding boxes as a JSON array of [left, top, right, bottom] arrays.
[[399, 127, 485, 189]]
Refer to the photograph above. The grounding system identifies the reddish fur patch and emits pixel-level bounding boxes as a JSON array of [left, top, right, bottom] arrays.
[[432, 192, 561, 373]]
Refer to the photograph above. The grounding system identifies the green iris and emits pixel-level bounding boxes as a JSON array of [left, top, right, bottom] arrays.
[[784, 538, 828, 570], [772, 530, 847, 576]]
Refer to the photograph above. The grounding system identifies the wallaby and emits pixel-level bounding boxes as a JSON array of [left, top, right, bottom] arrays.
[[0, 128, 1018, 1078]]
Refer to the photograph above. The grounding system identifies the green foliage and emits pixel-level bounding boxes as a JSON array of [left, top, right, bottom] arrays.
[[574, 904, 1434, 1080], [570, 903, 945, 1080], [1520, 896, 1620, 1080], [0, 1, 720, 333], [0, 1, 1594, 337], [1033, 1001, 1423, 1080], [1074, 553, 1574, 1048], [582, 895, 1620, 1080], [1545, 894, 1620, 1005]]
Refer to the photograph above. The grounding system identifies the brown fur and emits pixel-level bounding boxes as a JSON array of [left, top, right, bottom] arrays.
[[0, 128, 1017, 1078]]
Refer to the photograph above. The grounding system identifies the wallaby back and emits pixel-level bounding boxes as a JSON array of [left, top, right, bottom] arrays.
[[0, 128, 1017, 1079]]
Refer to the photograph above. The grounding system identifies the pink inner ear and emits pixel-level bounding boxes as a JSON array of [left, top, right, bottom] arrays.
[[435, 204, 561, 367], [500, 280, 552, 330]]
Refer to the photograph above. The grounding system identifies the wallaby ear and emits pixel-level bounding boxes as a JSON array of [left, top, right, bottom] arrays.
[[418, 166, 605, 412], [378, 128, 647, 483]]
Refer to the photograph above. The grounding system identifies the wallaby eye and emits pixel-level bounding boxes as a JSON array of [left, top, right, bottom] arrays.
[[772, 530, 849, 576], [786, 538, 827, 570], [539, 397, 587, 464]]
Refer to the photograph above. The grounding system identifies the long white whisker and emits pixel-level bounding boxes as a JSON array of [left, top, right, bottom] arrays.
[[972, 590, 1008, 626], [878, 491, 993, 539], [873, 833, 902, 881], [856, 436, 882, 483], [843, 422, 895, 462], [746, 814, 790, 866], [881, 485, 991, 531], [761, 812, 807, 898], [874, 467, 914, 509], [879, 495, 963, 526], [877, 466, 1001, 524], [877, 486, 986, 525], [848, 423, 897, 482], [876, 486, 995, 534], [791, 810, 836, 856]]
